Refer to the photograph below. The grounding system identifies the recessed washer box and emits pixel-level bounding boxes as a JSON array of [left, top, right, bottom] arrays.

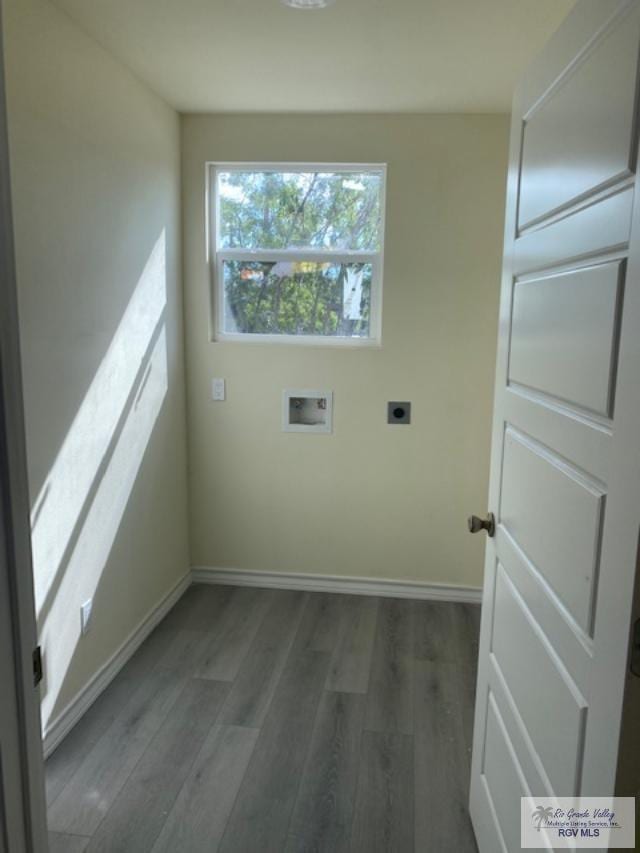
[[283, 389, 333, 434]]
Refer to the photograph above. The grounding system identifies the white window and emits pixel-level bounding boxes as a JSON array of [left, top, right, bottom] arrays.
[[210, 163, 386, 345]]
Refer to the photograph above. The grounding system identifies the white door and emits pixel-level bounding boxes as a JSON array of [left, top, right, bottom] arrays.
[[0, 4, 48, 850], [470, 1, 640, 850]]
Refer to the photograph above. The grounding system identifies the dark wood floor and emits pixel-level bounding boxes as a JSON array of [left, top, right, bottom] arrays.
[[46, 584, 480, 852]]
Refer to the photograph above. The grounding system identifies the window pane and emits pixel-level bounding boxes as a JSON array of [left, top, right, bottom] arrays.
[[222, 259, 372, 337], [217, 170, 383, 251]]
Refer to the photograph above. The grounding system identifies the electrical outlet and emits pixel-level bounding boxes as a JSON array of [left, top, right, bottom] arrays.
[[387, 401, 411, 424], [212, 377, 226, 401], [81, 598, 93, 635]]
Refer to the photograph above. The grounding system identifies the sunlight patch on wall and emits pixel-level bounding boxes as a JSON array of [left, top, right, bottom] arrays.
[[31, 231, 167, 613], [29, 232, 169, 727]]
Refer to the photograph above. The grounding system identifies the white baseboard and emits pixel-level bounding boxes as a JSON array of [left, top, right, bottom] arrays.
[[191, 566, 482, 604], [42, 571, 191, 758]]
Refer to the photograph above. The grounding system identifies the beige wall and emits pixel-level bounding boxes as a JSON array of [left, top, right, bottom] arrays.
[[5, 0, 189, 730], [182, 114, 509, 589]]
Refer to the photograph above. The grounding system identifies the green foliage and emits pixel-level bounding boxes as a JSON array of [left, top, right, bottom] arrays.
[[218, 170, 382, 251], [223, 260, 372, 337]]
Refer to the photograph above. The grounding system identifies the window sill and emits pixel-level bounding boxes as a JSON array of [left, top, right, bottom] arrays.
[[212, 332, 382, 348]]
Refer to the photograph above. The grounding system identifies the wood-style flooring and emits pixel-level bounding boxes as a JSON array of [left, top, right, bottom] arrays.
[[46, 584, 480, 852]]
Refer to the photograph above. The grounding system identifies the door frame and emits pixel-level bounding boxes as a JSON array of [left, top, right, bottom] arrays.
[[0, 0, 48, 849]]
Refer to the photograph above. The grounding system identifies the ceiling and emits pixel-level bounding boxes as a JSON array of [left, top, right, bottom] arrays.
[[51, 0, 575, 113]]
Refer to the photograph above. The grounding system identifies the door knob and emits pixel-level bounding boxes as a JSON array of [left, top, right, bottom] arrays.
[[468, 512, 495, 537]]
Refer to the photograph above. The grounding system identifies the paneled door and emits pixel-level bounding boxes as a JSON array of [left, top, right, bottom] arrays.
[[469, 1, 640, 850]]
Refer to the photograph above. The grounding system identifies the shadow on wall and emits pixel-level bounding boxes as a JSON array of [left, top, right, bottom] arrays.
[[31, 231, 169, 729]]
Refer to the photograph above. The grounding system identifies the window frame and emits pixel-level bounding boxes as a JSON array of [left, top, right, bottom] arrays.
[[207, 162, 387, 347]]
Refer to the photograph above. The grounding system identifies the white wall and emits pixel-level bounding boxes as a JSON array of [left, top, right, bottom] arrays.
[[182, 113, 509, 590], [4, 0, 189, 731]]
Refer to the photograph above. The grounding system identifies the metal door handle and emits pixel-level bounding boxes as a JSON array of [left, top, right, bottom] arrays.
[[467, 512, 495, 537]]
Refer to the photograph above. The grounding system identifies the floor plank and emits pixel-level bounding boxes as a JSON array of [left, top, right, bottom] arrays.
[[285, 691, 365, 853], [350, 730, 414, 853], [450, 603, 482, 675], [365, 597, 414, 734], [218, 650, 330, 853], [151, 725, 259, 853], [414, 659, 477, 852], [195, 587, 273, 681], [292, 592, 345, 654], [155, 627, 212, 675], [48, 832, 90, 853], [325, 596, 378, 694], [158, 583, 234, 631], [47, 669, 183, 836], [413, 599, 457, 663], [45, 625, 178, 807], [218, 589, 308, 727], [86, 679, 228, 852], [414, 601, 481, 670], [47, 630, 208, 836]]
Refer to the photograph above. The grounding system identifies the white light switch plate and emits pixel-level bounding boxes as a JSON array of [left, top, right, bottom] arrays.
[[212, 378, 226, 401]]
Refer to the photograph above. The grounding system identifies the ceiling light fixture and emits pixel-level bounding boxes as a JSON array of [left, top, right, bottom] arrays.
[[282, 0, 335, 8]]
